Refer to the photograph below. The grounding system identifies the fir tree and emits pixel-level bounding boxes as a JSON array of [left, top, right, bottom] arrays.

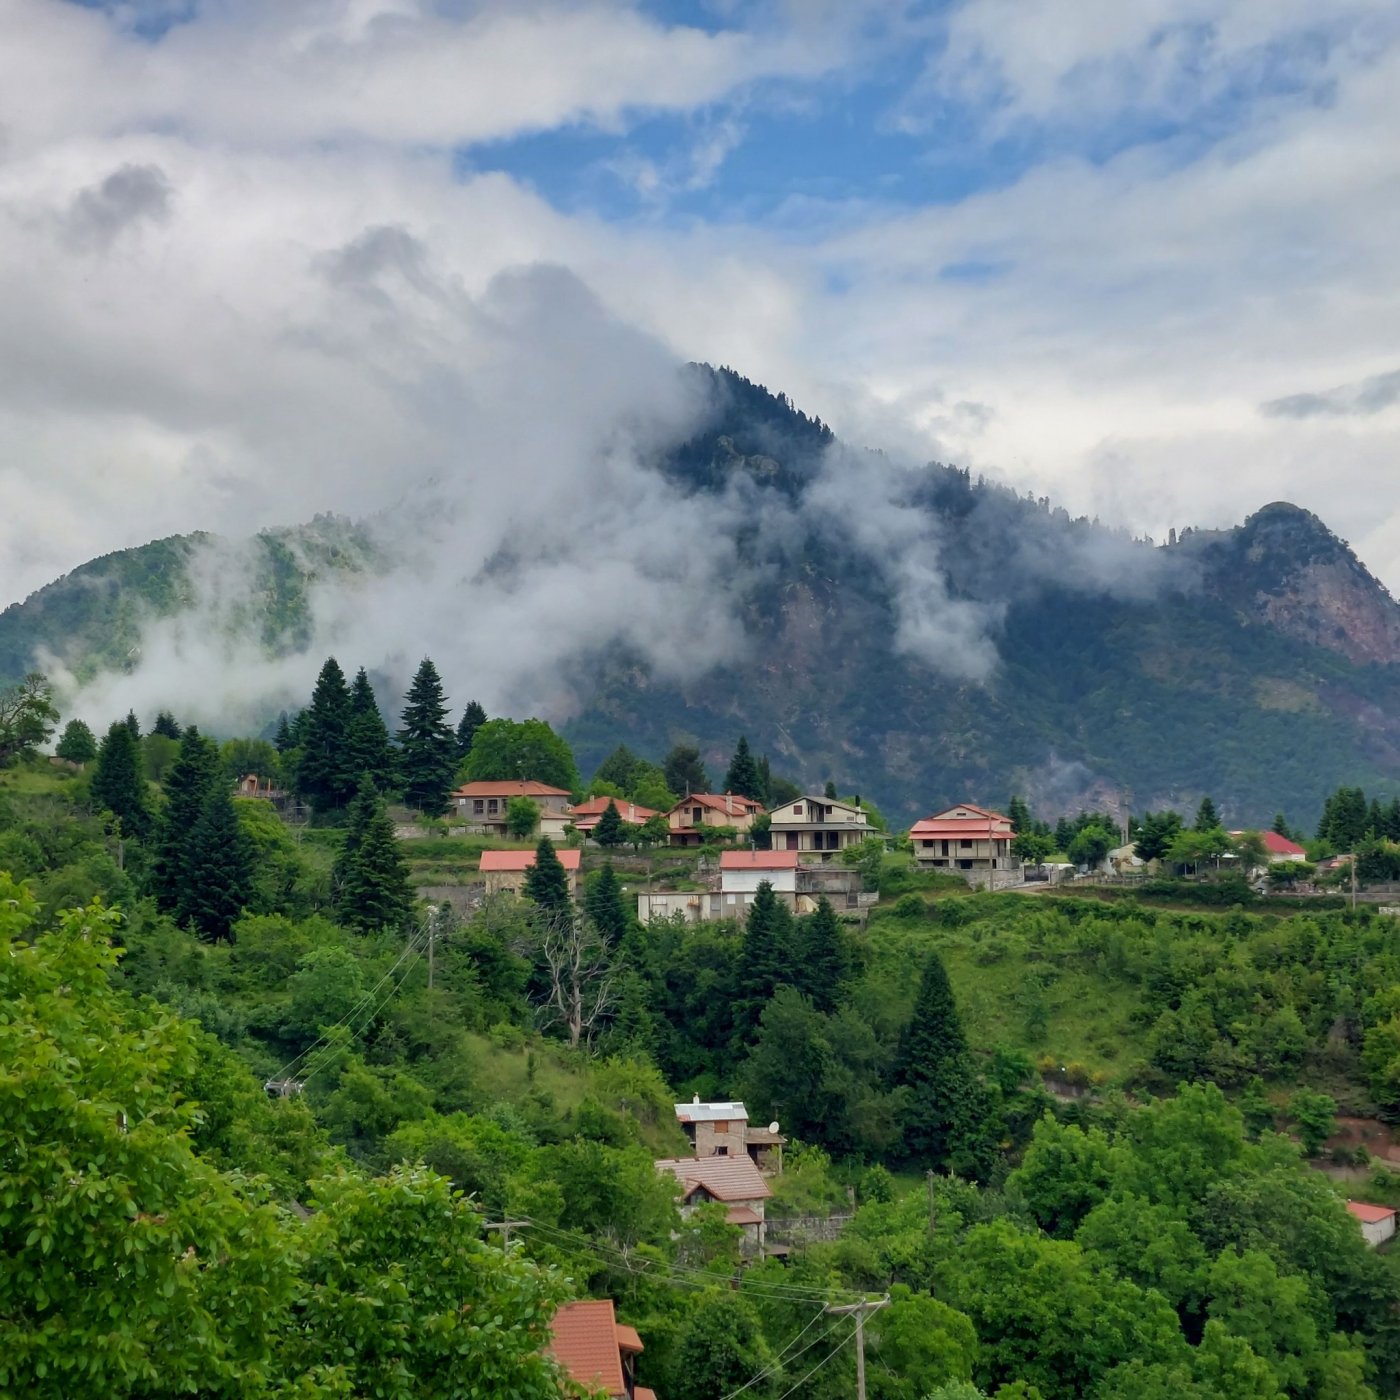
[[456, 700, 487, 760], [796, 897, 848, 1013], [1053, 817, 1075, 853], [298, 657, 355, 813], [755, 754, 772, 806], [894, 950, 975, 1169], [585, 862, 629, 950], [124, 710, 142, 740], [345, 667, 395, 791], [151, 726, 220, 913], [1195, 795, 1221, 831], [334, 779, 415, 934], [1271, 812, 1291, 838], [593, 799, 625, 848], [274, 712, 294, 753], [723, 736, 764, 802], [592, 744, 640, 792], [824, 780, 838, 800], [1007, 795, 1031, 834], [91, 720, 152, 839], [523, 836, 572, 923], [152, 711, 183, 740], [663, 744, 708, 797], [180, 783, 253, 943], [397, 658, 456, 817], [735, 881, 793, 1041], [54, 718, 98, 765]]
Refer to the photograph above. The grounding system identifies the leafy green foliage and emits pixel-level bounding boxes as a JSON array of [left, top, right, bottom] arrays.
[[0, 676, 57, 766], [461, 717, 580, 792], [54, 716, 96, 764], [506, 795, 540, 838]]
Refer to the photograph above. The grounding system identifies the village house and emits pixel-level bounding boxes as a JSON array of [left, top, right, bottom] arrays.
[[547, 1299, 656, 1400], [911, 804, 1016, 885], [1229, 830, 1309, 865], [453, 780, 573, 839], [1347, 1200, 1397, 1248], [636, 857, 873, 924], [665, 792, 764, 846], [766, 795, 872, 855], [570, 796, 659, 839], [719, 850, 798, 916], [478, 847, 582, 900], [675, 1097, 785, 1174], [656, 1154, 773, 1257]]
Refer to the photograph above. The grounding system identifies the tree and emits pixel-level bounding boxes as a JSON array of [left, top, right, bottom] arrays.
[[124, 709, 142, 740], [1166, 826, 1232, 875], [1135, 810, 1183, 861], [151, 726, 220, 913], [1007, 795, 1031, 833], [824, 779, 839, 799], [529, 908, 616, 1050], [723, 735, 764, 802], [0, 672, 58, 765], [397, 657, 457, 816], [152, 710, 182, 739], [796, 897, 848, 1013], [637, 813, 671, 848], [1272, 812, 1292, 838], [334, 779, 415, 934], [592, 744, 641, 792], [668, 1291, 772, 1400], [455, 699, 487, 759], [1196, 795, 1222, 830], [594, 799, 626, 848], [585, 862, 629, 950], [273, 710, 296, 753], [1011, 829, 1053, 864], [735, 881, 794, 1040], [523, 836, 572, 923], [1068, 821, 1115, 868], [505, 796, 539, 839], [54, 717, 97, 764], [297, 656, 355, 813], [91, 718, 152, 839], [663, 743, 708, 796], [1232, 830, 1269, 873], [461, 717, 580, 792], [345, 666, 396, 791], [180, 784, 253, 942], [1288, 1089, 1336, 1157]]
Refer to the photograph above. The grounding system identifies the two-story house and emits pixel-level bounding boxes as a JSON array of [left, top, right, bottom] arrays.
[[665, 793, 764, 846], [453, 780, 573, 839], [767, 795, 871, 855], [655, 1154, 773, 1256], [478, 847, 582, 900], [675, 1097, 785, 1174], [570, 796, 659, 838], [910, 804, 1015, 881]]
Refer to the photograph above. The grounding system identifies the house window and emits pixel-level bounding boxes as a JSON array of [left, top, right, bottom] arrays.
[[792, 803, 803, 817], [960, 839, 973, 849], [473, 799, 484, 814], [692, 807, 703, 822], [921, 839, 933, 848], [715, 1146, 729, 1156], [933, 859, 947, 867], [713, 1121, 729, 1133], [959, 859, 973, 870], [941, 840, 950, 856]]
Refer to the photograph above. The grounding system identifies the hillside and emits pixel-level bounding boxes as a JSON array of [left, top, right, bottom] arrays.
[[5, 367, 1400, 827]]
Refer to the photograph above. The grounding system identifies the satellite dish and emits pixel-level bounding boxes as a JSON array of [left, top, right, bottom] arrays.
[[769, 1121, 780, 1135]]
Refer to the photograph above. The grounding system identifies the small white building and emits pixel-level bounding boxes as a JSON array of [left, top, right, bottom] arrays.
[[1348, 1200, 1397, 1248], [718, 850, 798, 918]]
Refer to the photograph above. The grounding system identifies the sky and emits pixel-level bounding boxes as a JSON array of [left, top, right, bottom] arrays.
[[2, 0, 1399, 622]]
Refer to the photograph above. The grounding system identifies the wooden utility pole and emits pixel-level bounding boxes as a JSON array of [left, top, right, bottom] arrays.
[[483, 1219, 529, 1249], [824, 1296, 888, 1400]]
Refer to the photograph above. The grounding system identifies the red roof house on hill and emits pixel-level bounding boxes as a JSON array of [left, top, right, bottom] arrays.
[[665, 793, 764, 845], [570, 796, 659, 835], [656, 1154, 773, 1255], [547, 1299, 655, 1399], [910, 804, 1015, 883], [478, 847, 582, 898], [1347, 1199, 1398, 1247]]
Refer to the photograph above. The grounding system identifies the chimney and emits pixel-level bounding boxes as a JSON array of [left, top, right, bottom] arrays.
[[692, 1094, 700, 1105]]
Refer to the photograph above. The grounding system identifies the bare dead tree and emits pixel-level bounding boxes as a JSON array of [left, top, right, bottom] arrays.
[[521, 909, 617, 1051]]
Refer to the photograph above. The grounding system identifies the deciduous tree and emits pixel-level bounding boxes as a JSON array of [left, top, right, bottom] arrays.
[[461, 717, 580, 792], [0, 672, 58, 766], [54, 717, 97, 764]]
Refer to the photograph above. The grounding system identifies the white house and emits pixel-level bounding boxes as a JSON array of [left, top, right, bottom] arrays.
[[1347, 1200, 1397, 1248], [718, 850, 798, 917], [766, 796, 871, 855]]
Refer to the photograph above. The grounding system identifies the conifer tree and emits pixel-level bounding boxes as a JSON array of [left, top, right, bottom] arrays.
[[723, 736, 764, 802], [456, 700, 487, 759], [755, 754, 772, 806], [1195, 795, 1221, 831], [663, 744, 708, 797], [298, 657, 355, 813], [152, 711, 183, 740], [124, 710, 142, 740], [274, 711, 294, 753], [180, 783, 253, 943], [55, 718, 98, 765], [735, 881, 794, 1040], [1271, 812, 1291, 837], [894, 950, 975, 1169], [397, 658, 456, 817], [91, 720, 152, 839], [334, 779, 415, 934], [1007, 795, 1031, 833], [797, 897, 848, 1013], [824, 780, 838, 800], [345, 667, 395, 791], [523, 836, 572, 923], [593, 799, 625, 848], [592, 744, 641, 793], [585, 862, 628, 950], [151, 726, 220, 913]]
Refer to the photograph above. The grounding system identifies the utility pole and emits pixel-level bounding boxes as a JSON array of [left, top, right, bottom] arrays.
[[483, 1219, 529, 1249], [824, 1296, 888, 1400]]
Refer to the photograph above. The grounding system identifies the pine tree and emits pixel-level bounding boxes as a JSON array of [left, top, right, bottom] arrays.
[[592, 744, 640, 792], [91, 720, 152, 839], [1271, 812, 1291, 838], [152, 711, 183, 740], [397, 658, 457, 817], [274, 712, 294, 753], [585, 862, 629, 950], [456, 700, 487, 759], [755, 755, 772, 806], [124, 710, 142, 740], [824, 780, 838, 800], [1007, 795, 1031, 833], [735, 881, 794, 1041], [180, 783, 253, 943], [594, 799, 625, 848], [345, 667, 395, 791], [523, 836, 572, 923], [796, 897, 848, 1013], [297, 657, 355, 813], [723, 736, 764, 803], [1195, 795, 1221, 831], [663, 744, 708, 797], [334, 779, 415, 934], [55, 718, 98, 764], [894, 950, 975, 1169], [151, 726, 220, 913]]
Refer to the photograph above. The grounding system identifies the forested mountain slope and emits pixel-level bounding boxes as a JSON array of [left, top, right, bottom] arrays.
[[5, 367, 1400, 827]]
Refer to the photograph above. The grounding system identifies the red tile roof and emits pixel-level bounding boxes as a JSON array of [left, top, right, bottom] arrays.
[[911, 805, 1013, 841], [479, 848, 582, 872], [548, 1300, 631, 1396], [454, 780, 571, 798], [725, 1205, 763, 1226], [614, 1324, 644, 1354], [1260, 830, 1307, 858], [1347, 1200, 1397, 1224], [656, 1155, 773, 1203], [719, 850, 800, 870], [669, 793, 764, 817], [571, 796, 660, 821]]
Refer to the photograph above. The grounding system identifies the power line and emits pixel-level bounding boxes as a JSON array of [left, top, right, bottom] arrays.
[[719, 1309, 847, 1400], [771, 1318, 858, 1400]]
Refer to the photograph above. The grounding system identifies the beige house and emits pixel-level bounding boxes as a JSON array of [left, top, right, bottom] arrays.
[[454, 781, 573, 838], [675, 1097, 785, 1174], [478, 847, 581, 899], [656, 1154, 773, 1256], [767, 795, 871, 854], [911, 804, 1015, 883], [665, 793, 763, 846]]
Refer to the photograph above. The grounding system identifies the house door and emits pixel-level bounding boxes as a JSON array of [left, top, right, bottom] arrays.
[[786, 833, 799, 851]]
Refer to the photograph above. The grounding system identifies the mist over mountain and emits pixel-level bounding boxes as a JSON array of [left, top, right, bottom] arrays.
[[5, 366, 1400, 828]]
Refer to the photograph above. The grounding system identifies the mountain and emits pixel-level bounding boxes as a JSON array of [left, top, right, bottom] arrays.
[[4, 367, 1400, 829]]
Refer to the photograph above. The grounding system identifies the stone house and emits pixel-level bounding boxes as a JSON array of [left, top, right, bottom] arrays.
[[453, 780, 572, 839], [656, 1154, 773, 1256], [674, 1097, 785, 1174]]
